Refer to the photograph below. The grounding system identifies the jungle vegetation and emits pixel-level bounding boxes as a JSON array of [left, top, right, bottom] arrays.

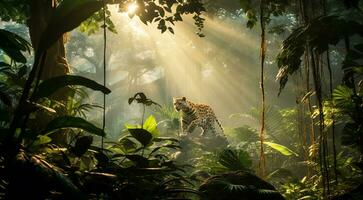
[[0, 0, 362, 199]]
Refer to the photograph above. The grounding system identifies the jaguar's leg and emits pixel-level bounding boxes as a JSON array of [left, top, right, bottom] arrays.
[[200, 127, 206, 136], [210, 126, 217, 136], [186, 119, 200, 134], [181, 119, 189, 135], [200, 120, 211, 136]]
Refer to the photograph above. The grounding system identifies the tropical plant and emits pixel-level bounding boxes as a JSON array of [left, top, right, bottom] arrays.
[[217, 148, 252, 171], [199, 170, 285, 200]]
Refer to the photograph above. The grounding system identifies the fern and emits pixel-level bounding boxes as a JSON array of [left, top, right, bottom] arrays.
[[218, 148, 252, 171]]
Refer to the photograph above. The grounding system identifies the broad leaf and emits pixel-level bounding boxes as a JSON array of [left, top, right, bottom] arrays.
[[264, 142, 299, 156], [32, 135, 52, 147], [33, 75, 111, 99], [199, 171, 284, 200], [44, 116, 105, 137], [125, 155, 149, 167], [0, 29, 31, 63], [128, 128, 153, 147], [143, 115, 159, 136], [71, 136, 93, 157]]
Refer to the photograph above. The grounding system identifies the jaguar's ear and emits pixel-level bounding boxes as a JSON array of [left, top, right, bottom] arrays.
[[182, 96, 186, 101]]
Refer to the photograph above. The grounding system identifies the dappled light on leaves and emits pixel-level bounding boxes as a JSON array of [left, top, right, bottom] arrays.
[[90, 7, 263, 131]]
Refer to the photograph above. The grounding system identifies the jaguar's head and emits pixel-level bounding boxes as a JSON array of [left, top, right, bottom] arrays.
[[173, 96, 188, 112]]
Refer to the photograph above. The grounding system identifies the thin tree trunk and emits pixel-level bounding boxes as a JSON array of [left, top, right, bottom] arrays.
[[322, 0, 338, 185], [327, 44, 338, 185], [310, 46, 330, 198], [259, 0, 266, 178]]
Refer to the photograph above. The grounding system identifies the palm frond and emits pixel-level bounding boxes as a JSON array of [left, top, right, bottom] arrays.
[[276, 12, 363, 94]]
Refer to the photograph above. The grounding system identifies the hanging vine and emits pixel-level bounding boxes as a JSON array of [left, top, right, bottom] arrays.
[[322, 0, 338, 184], [259, 0, 266, 178], [101, 0, 107, 149]]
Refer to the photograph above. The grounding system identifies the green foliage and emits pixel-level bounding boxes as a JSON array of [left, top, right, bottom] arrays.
[[117, 0, 206, 36], [333, 85, 354, 108], [128, 92, 161, 107], [0, 1, 209, 199], [333, 83, 363, 150], [199, 171, 284, 200], [143, 115, 159, 136], [0, 0, 28, 23], [264, 141, 299, 157], [127, 128, 153, 147], [276, 12, 363, 93], [1, 0, 363, 199], [79, 8, 117, 34], [0, 29, 31, 63], [226, 125, 259, 145], [343, 43, 363, 84], [218, 148, 252, 171], [43, 116, 106, 137], [238, 0, 289, 29], [33, 75, 111, 99], [71, 135, 93, 157], [280, 175, 323, 200]]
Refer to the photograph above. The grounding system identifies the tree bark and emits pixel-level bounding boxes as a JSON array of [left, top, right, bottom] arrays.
[[28, 0, 70, 144], [259, 0, 266, 179]]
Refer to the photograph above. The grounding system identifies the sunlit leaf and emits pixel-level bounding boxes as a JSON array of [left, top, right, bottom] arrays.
[[32, 135, 52, 147], [264, 142, 299, 156], [143, 115, 158, 136]]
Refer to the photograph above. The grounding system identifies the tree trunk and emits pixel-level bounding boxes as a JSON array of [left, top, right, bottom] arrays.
[[28, 0, 70, 144], [258, 0, 266, 178]]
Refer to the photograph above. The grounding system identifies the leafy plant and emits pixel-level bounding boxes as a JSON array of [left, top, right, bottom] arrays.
[[276, 12, 363, 93], [218, 148, 252, 171], [128, 92, 161, 128], [199, 171, 285, 200], [264, 142, 299, 157]]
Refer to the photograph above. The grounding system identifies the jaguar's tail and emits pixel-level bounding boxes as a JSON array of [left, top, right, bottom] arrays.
[[215, 117, 224, 135]]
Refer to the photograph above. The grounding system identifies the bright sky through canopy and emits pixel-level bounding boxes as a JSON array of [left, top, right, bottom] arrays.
[[127, 2, 138, 15]]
